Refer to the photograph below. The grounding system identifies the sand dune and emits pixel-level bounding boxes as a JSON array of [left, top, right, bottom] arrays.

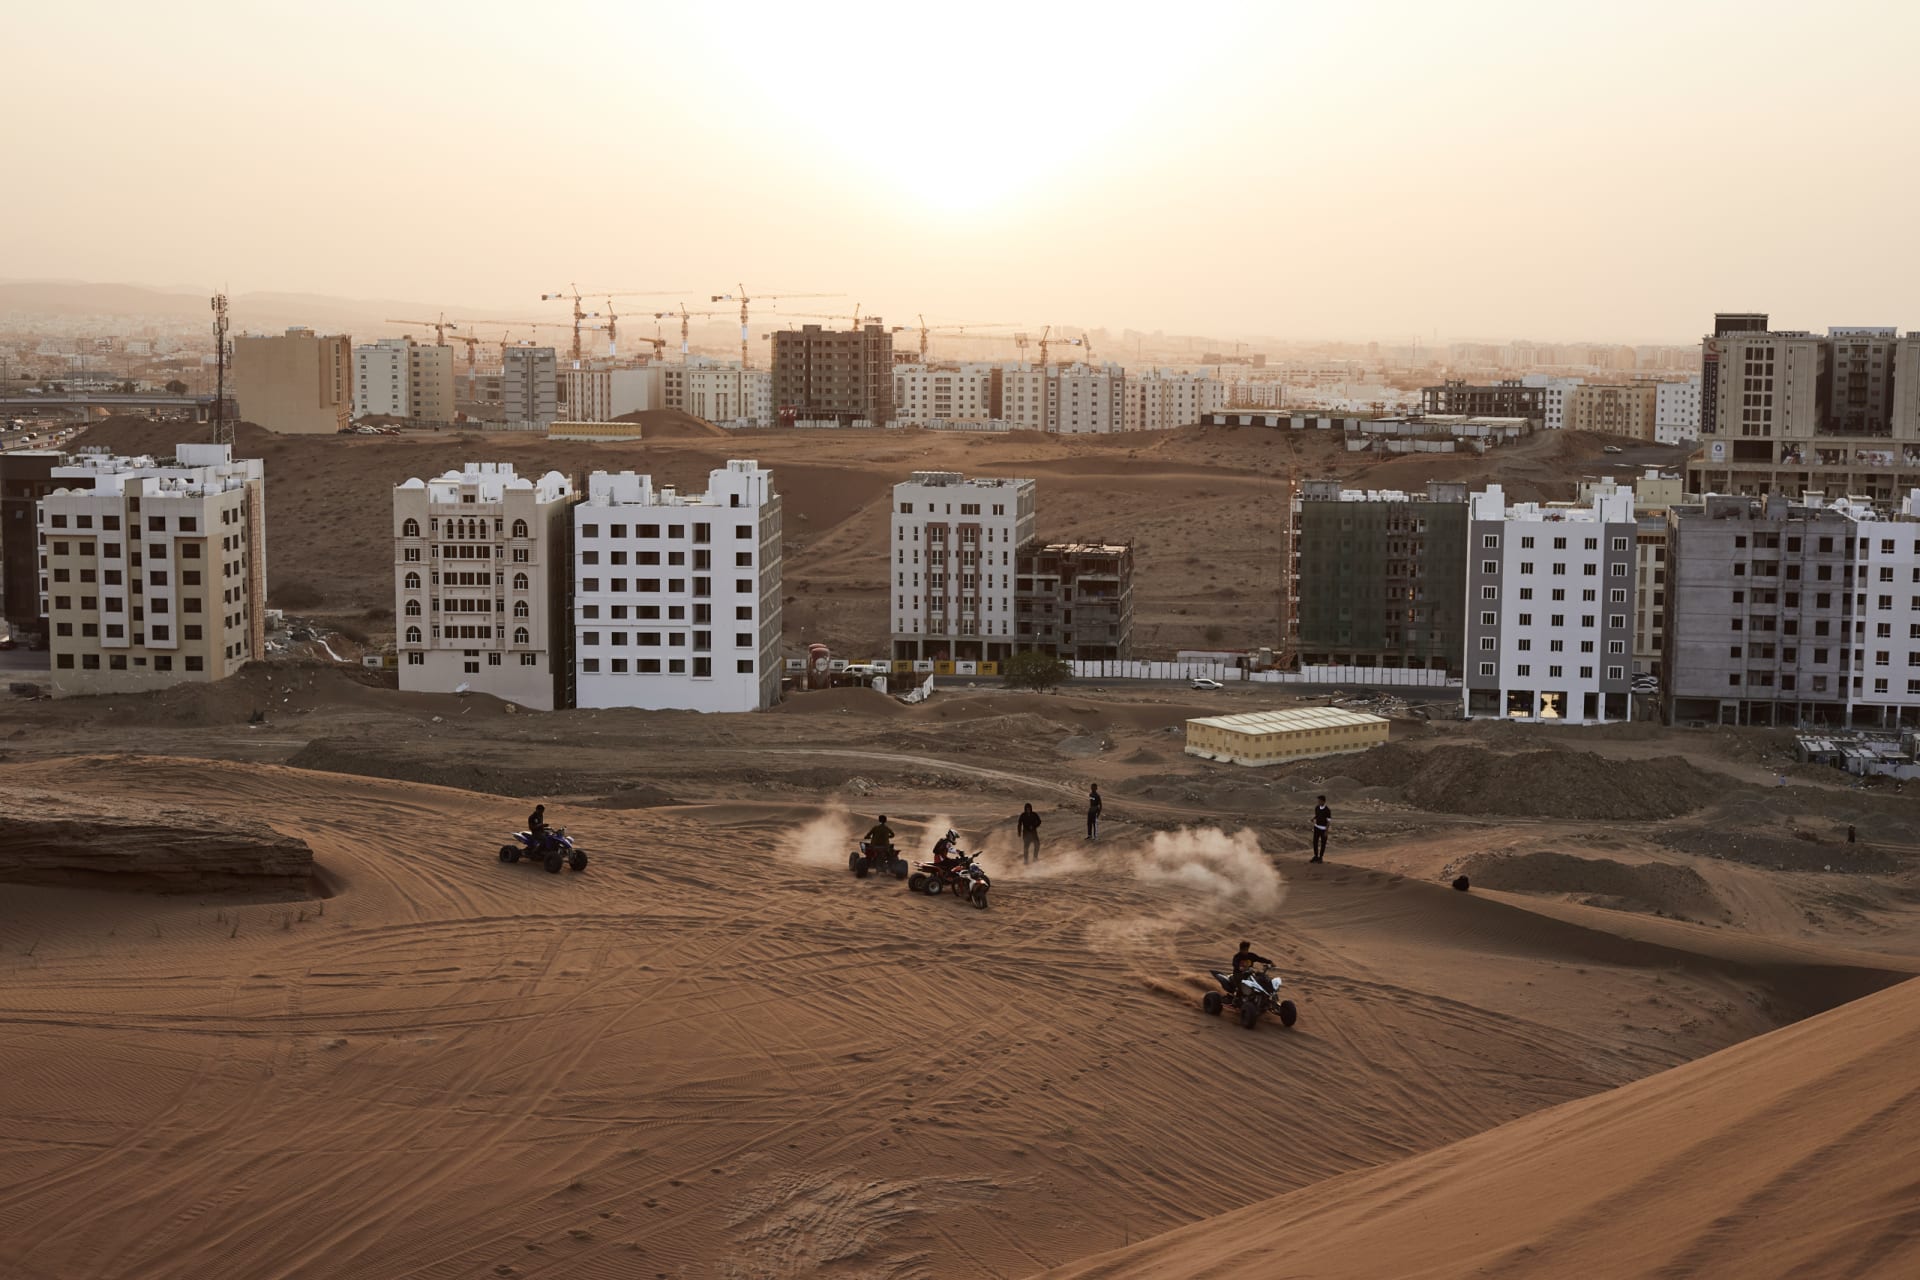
[[0, 749, 1905, 1279]]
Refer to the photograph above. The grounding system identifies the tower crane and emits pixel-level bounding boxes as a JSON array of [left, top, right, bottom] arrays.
[[708, 285, 845, 369], [446, 319, 587, 369], [538, 285, 685, 363], [383, 314, 456, 346], [908, 314, 1016, 360], [652, 303, 731, 360], [1037, 325, 1085, 371]]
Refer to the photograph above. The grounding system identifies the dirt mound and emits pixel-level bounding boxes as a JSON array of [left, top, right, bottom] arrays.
[[1295, 743, 1723, 820], [769, 686, 910, 717], [0, 786, 313, 893], [1657, 827, 1905, 874], [44, 661, 398, 728], [582, 783, 681, 809], [1460, 850, 1729, 923], [611, 408, 729, 437], [286, 737, 576, 798]]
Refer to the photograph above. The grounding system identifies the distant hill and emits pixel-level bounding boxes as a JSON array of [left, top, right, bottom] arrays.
[[0, 279, 530, 339]]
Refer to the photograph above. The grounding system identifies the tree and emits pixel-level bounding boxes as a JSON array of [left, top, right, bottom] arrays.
[[1003, 650, 1071, 691], [164, 379, 188, 395]]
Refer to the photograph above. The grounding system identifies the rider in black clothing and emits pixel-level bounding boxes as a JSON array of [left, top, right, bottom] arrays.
[[1225, 940, 1272, 995], [528, 804, 550, 854]]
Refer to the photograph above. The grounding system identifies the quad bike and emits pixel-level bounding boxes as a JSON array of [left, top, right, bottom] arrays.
[[907, 850, 991, 909], [849, 840, 909, 879], [498, 828, 589, 874], [1200, 963, 1297, 1030]]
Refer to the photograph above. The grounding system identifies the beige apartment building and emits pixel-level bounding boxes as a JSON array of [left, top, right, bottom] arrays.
[[354, 337, 456, 425], [36, 444, 267, 697], [1564, 382, 1658, 439], [394, 462, 578, 710], [232, 327, 352, 434]]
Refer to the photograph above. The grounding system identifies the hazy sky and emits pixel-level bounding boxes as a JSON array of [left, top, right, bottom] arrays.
[[9, 0, 1920, 343]]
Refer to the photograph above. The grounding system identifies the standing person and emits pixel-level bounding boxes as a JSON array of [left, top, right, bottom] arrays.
[[1017, 803, 1042, 863], [1086, 783, 1103, 841], [1311, 795, 1331, 863]]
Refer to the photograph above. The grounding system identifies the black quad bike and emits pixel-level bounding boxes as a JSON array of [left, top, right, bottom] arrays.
[[499, 828, 589, 874], [850, 840, 910, 880], [1201, 963, 1297, 1030]]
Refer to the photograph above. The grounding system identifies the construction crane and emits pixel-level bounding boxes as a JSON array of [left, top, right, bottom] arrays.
[[1038, 325, 1086, 371], [708, 285, 845, 369], [652, 303, 730, 360], [384, 314, 456, 346], [538, 285, 686, 363], [907, 314, 1016, 360], [445, 319, 583, 369]]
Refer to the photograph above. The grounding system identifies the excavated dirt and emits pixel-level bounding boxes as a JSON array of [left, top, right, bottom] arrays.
[[1288, 743, 1725, 820], [1655, 827, 1907, 875], [1458, 850, 1731, 923]]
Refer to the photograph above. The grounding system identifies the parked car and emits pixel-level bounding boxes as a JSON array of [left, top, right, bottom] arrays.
[[1602, 445, 1624, 454], [1191, 677, 1223, 690]]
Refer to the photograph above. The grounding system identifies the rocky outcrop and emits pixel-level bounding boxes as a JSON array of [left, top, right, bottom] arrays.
[[0, 787, 314, 893]]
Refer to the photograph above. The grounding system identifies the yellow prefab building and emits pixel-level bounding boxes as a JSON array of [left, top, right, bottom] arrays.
[[1184, 706, 1390, 767]]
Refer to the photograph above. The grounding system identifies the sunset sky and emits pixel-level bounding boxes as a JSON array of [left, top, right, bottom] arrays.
[[9, 0, 1920, 342]]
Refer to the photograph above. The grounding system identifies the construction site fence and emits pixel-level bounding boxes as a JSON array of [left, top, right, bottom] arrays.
[[1070, 660, 1456, 688]]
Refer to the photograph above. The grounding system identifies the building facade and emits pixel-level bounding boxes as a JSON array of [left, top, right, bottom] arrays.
[[232, 327, 352, 434], [1520, 374, 1585, 429], [1123, 371, 1227, 432], [354, 337, 455, 424], [1421, 380, 1545, 421], [662, 361, 773, 427], [393, 463, 576, 710], [1654, 374, 1703, 444], [890, 471, 1036, 662], [771, 323, 895, 425], [893, 363, 996, 425], [560, 364, 662, 423], [1463, 485, 1638, 724], [500, 347, 560, 428], [1, 449, 65, 635], [1664, 492, 1920, 728], [1014, 541, 1133, 659], [35, 444, 266, 696], [571, 461, 782, 713], [1564, 382, 1658, 439], [1289, 480, 1470, 675]]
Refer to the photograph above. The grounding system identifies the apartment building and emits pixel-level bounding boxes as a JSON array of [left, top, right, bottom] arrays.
[[771, 323, 894, 425], [393, 463, 576, 711], [1519, 375, 1584, 429], [1654, 374, 1703, 444], [890, 471, 1036, 662], [35, 444, 266, 697], [662, 360, 773, 427], [894, 363, 996, 425], [1421, 380, 1544, 422], [231, 327, 352, 434], [560, 364, 662, 422], [1014, 541, 1133, 659], [1463, 484, 1638, 724], [572, 460, 782, 712], [500, 347, 560, 428], [1664, 492, 1920, 728], [353, 337, 455, 425], [1564, 382, 1658, 439], [1289, 480, 1470, 675], [1122, 371, 1227, 432], [1690, 313, 1920, 501], [1, 449, 65, 634], [998, 365, 1125, 433]]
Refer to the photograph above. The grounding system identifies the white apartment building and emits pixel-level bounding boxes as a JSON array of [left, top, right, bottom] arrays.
[[1850, 490, 1920, 726], [501, 347, 560, 427], [662, 360, 774, 427], [394, 463, 577, 711], [561, 364, 662, 422], [354, 337, 456, 424], [1000, 365, 1125, 433], [1462, 484, 1639, 724], [1654, 374, 1703, 444], [894, 363, 996, 424], [36, 444, 266, 697], [572, 460, 783, 713], [1123, 371, 1228, 432], [1520, 374, 1584, 429], [891, 471, 1036, 662]]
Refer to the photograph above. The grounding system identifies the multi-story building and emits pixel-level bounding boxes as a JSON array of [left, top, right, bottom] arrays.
[[662, 360, 773, 427], [571, 460, 783, 712], [1, 449, 65, 635], [1654, 374, 1703, 444], [771, 323, 894, 425], [353, 337, 456, 425], [1123, 371, 1227, 432], [890, 471, 1036, 662], [1288, 480, 1470, 675], [231, 327, 352, 434], [500, 347, 560, 428], [1014, 541, 1133, 659], [1463, 484, 1638, 724], [998, 364, 1126, 433], [1564, 382, 1658, 439], [893, 363, 997, 425], [393, 462, 576, 711], [1421, 380, 1545, 422], [1664, 491, 1920, 728], [560, 364, 662, 422], [35, 444, 266, 697], [1689, 313, 1920, 501], [1520, 374, 1584, 429], [1633, 514, 1669, 677]]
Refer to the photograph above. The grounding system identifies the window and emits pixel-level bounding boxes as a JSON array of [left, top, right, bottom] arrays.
[[185, 656, 203, 672], [514, 627, 530, 645], [1482, 534, 1499, 549], [1608, 640, 1625, 654], [1607, 666, 1624, 680], [513, 601, 529, 618], [513, 572, 529, 591], [404, 571, 420, 589], [405, 626, 422, 643], [693, 657, 711, 678], [1520, 562, 1534, 574], [511, 519, 529, 538], [1481, 560, 1498, 575], [1479, 662, 1495, 676], [521, 654, 537, 666], [1478, 637, 1496, 651], [405, 600, 421, 616], [1481, 586, 1498, 600], [407, 652, 423, 666]]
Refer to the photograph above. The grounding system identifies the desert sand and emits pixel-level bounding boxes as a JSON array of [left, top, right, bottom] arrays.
[[4, 662, 1920, 1278]]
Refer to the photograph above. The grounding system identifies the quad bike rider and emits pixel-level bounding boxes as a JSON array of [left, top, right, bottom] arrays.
[[849, 815, 909, 879], [1201, 939, 1297, 1029], [498, 806, 590, 874], [908, 830, 991, 908]]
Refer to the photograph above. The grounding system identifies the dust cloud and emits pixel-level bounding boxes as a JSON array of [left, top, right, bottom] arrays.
[[1129, 826, 1286, 912]]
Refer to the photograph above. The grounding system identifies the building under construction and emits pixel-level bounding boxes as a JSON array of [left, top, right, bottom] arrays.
[[771, 322, 894, 425], [1420, 379, 1545, 422], [1289, 479, 1470, 676], [1015, 541, 1133, 659]]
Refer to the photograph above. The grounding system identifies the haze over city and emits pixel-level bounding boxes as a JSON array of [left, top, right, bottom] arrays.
[[10, 0, 1920, 340]]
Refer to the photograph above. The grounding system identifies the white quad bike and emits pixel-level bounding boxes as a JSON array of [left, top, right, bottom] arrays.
[[1201, 963, 1298, 1030]]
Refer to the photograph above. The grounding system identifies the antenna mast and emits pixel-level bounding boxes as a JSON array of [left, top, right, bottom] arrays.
[[211, 293, 231, 447]]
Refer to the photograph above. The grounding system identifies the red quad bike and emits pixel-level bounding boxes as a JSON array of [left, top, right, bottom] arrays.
[[1201, 963, 1297, 1030], [908, 850, 991, 910], [849, 840, 909, 880]]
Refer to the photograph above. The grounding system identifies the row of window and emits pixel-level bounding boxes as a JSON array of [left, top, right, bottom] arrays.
[[581, 631, 755, 648], [578, 522, 753, 541], [400, 517, 531, 539], [1478, 663, 1626, 680], [580, 657, 745, 677], [57, 653, 208, 672], [44, 509, 239, 533], [1482, 534, 1628, 552], [1481, 560, 1628, 579]]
